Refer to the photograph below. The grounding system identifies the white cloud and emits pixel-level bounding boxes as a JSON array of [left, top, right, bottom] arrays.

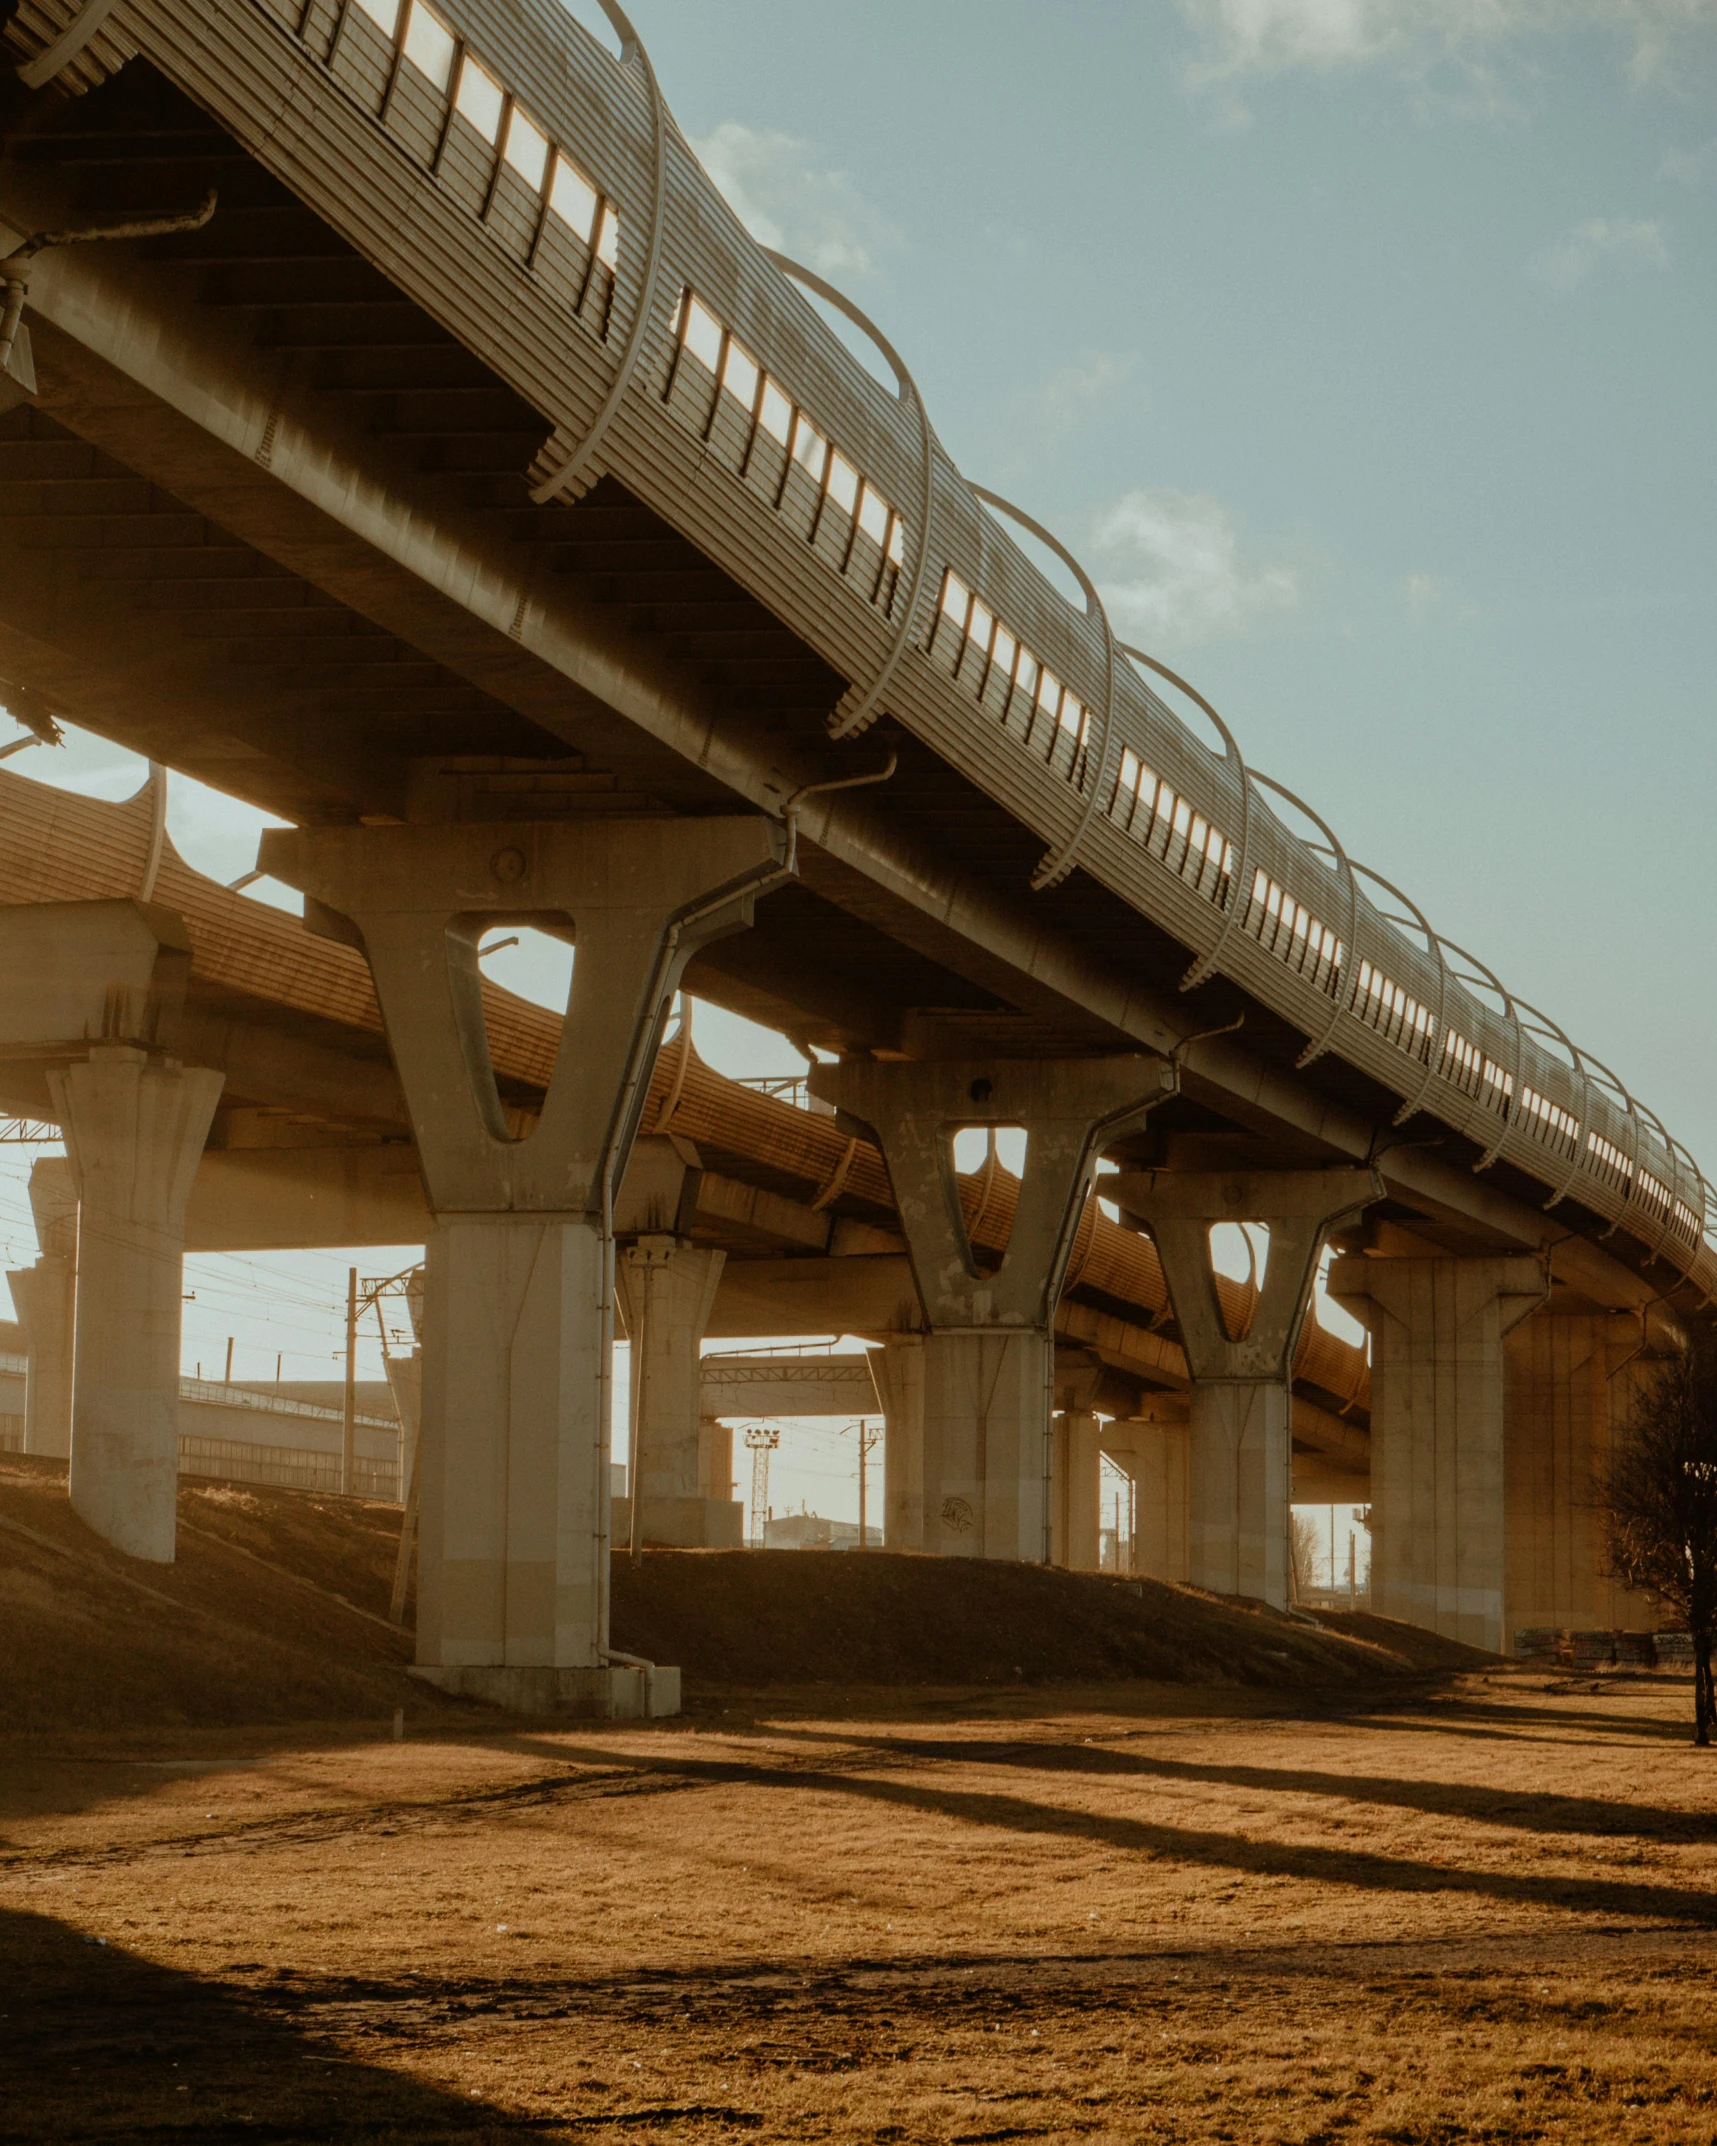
[[1029, 351, 1136, 440], [1660, 136, 1717, 183], [1179, 0, 1717, 95], [1529, 215, 1669, 289], [1091, 488, 1300, 643], [689, 121, 898, 282], [1403, 570, 1444, 619]]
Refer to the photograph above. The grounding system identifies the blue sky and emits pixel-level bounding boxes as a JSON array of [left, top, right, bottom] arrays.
[[626, 0, 1717, 1167], [2, 0, 1711, 1524]]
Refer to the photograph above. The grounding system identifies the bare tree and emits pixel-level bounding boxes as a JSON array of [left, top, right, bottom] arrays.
[[1594, 1326, 1717, 1745], [1289, 1510, 1322, 1605]]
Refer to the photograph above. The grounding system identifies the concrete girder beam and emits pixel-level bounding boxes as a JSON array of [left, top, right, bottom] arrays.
[[1111, 1167, 1379, 1608], [698, 1355, 882, 1419], [177, 1130, 697, 1253], [0, 898, 191, 1062]]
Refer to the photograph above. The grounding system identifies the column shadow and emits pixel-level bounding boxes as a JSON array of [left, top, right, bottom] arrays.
[[0, 1905, 504, 2142], [511, 1738, 1717, 1931], [740, 1725, 1717, 1843]]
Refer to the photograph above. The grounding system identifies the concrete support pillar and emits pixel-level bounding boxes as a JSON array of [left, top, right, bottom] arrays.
[[384, 1347, 422, 1503], [8, 1155, 78, 1457], [1103, 1413, 1190, 1583], [1503, 1307, 1668, 1642], [48, 1045, 224, 1561], [616, 1234, 737, 1546], [1329, 1252, 1544, 1651], [812, 1055, 1174, 1561], [868, 1333, 925, 1549], [1114, 1169, 1377, 1607], [698, 1414, 733, 1502], [919, 1325, 1053, 1556], [1050, 1408, 1104, 1571], [264, 812, 780, 1715]]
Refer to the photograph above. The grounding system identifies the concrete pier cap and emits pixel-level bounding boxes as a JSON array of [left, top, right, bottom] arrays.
[[262, 810, 786, 1718], [809, 1053, 1176, 1561], [1110, 1166, 1380, 1608], [53, 1045, 225, 1561], [0, 899, 221, 1558]]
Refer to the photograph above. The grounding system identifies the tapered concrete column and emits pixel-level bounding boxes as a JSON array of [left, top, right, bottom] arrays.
[[47, 1046, 224, 1561], [1503, 1307, 1669, 1643], [264, 812, 781, 1715], [869, 1334, 925, 1549], [1114, 1169, 1378, 1606], [9, 1155, 79, 1457], [1050, 1409, 1104, 1571], [1103, 1411, 1190, 1582], [616, 1234, 737, 1547], [1329, 1252, 1544, 1651], [812, 1056, 1174, 1560]]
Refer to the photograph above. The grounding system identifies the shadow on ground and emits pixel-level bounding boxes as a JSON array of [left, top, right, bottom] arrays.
[[0, 1905, 507, 2142]]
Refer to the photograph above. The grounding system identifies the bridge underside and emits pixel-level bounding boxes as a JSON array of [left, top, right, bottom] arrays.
[[0, 36, 1688, 1694], [0, 57, 1676, 1302]]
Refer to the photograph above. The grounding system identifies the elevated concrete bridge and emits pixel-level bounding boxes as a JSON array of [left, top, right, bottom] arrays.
[[0, 0, 1703, 1707]]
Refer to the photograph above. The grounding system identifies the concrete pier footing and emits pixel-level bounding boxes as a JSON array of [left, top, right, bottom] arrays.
[[410, 1662, 681, 1718]]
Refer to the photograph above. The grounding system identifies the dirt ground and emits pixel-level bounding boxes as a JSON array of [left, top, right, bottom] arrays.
[[0, 1457, 1483, 1733], [4, 1673, 1717, 2143]]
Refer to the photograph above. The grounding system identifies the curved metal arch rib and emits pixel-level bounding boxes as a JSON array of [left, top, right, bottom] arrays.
[[528, 0, 668, 507], [1591, 1061, 1690, 1260], [15, 0, 123, 88], [963, 488, 1116, 893], [1345, 860, 1451, 1130], [760, 251, 938, 746], [1434, 937, 1526, 1172], [1244, 770, 1360, 1070], [1119, 644, 1253, 993], [1510, 995, 1598, 1214]]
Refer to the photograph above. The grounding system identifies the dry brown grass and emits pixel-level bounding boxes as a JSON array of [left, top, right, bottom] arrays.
[[5, 1673, 1717, 2142]]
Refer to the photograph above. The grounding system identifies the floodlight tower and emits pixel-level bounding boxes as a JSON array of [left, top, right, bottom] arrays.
[[743, 1423, 780, 1549]]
